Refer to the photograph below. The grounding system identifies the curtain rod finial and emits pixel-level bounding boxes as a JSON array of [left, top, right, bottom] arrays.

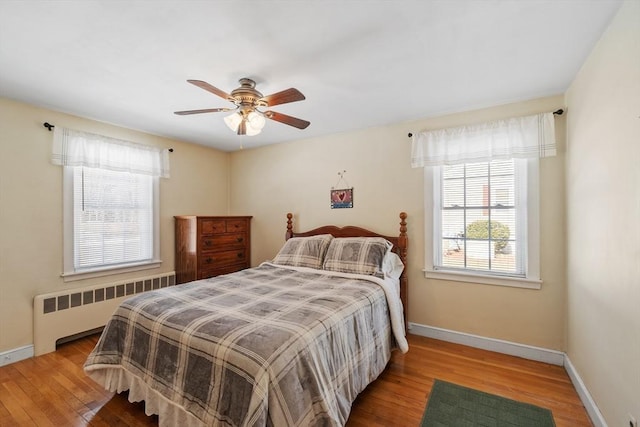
[[43, 122, 54, 131]]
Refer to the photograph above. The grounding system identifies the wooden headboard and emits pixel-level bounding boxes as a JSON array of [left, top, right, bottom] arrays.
[[285, 212, 408, 330]]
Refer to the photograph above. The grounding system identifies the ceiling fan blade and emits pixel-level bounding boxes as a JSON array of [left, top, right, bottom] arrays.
[[174, 108, 232, 115], [187, 79, 233, 100], [265, 111, 310, 129], [260, 88, 305, 107]]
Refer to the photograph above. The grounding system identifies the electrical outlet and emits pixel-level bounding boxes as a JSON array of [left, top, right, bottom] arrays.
[[629, 414, 638, 427]]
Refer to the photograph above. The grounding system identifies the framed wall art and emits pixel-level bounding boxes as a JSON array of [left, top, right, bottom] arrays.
[[330, 188, 353, 209]]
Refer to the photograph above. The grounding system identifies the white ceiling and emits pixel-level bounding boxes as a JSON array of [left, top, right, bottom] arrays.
[[0, 1, 621, 152]]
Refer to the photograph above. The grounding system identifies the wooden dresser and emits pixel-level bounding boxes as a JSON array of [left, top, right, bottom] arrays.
[[174, 216, 252, 284]]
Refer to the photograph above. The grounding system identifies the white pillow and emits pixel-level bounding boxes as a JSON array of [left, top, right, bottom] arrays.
[[382, 252, 405, 280]]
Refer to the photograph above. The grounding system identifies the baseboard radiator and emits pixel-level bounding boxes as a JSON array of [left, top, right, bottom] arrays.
[[33, 271, 175, 356]]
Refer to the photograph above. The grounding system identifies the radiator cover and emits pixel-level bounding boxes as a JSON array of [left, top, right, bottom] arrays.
[[33, 271, 175, 356]]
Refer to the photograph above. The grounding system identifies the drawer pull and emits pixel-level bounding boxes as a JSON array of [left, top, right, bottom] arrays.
[[204, 240, 212, 246], [206, 257, 214, 264], [237, 253, 244, 258], [236, 237, 243, 243]]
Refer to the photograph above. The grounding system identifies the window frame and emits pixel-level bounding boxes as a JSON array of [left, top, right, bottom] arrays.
[[62, 166, 162, 281], [423, 158, 541, 289]]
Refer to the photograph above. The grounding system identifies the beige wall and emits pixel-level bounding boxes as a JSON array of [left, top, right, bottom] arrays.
[[230, 94, 567, 351], [0, 97, 230, 353], [565, 1, 640, 425]]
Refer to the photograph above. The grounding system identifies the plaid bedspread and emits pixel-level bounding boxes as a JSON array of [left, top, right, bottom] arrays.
[[84, 263, 399, 426]]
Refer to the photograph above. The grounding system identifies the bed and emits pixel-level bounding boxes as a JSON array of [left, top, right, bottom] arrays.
[[84, 212, 409, 427]]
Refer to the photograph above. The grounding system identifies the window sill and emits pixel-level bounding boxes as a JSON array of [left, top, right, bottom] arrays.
[[423, 268, 542, 289], [61, 260, 163, 282]]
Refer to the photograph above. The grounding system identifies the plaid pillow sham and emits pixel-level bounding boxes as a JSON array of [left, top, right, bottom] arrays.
[[322, 237, 393, 278], [272, 234, 334, 269]]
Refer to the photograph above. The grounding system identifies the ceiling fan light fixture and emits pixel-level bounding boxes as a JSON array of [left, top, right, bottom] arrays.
[[224, 111, 264, 136], [247, 111, 266, 130], [244, 121, 262, 136], [224, 112, 242, 132]]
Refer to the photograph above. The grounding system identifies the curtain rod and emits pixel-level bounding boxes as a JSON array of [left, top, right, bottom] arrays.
[[406, 109, 564, 138], [43, 122, 174, 152]]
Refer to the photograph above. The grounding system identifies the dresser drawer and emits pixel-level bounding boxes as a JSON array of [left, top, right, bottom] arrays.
[[226, 219, 248, 232], [199, 249, 247, 269], [200, 219, 226, 235], [200, 233, 247, 251]]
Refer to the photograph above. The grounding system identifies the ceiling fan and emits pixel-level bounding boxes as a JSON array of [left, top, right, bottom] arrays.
[[175, 78, 310, 136]]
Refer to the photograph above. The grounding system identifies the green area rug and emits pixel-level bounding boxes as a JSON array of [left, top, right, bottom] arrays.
[[421, 380, 556, 427]]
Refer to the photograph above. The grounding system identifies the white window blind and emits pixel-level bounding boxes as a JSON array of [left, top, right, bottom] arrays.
[[435, 159, 525, 276], [72, 166, 154, 270]]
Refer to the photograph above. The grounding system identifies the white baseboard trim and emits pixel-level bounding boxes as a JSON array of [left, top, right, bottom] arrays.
[[564, 355, 607, 427], [408, 322, 607, 426], [409, 322, 565, 365], [0, 344, 34, 367]]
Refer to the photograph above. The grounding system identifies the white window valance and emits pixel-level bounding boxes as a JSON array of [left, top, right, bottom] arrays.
[[52, 127, 170, 178], [411, 112, 557, 168]]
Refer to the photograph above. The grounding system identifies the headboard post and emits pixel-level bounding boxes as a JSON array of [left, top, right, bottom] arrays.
[[285, 213, 294, 240], [398, 212, 408, 332], [398, 212, 408, 265]]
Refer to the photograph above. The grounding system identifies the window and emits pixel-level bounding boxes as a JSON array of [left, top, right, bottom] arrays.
[[438, 159, 518, 274], [425, 158, 540, 288], [52, 127, 169, 280], [411, 112, 556, 289], [65, 166, 159, 274]]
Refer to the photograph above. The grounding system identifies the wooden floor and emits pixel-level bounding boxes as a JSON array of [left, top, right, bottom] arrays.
[[0, 333, 592, 426]]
